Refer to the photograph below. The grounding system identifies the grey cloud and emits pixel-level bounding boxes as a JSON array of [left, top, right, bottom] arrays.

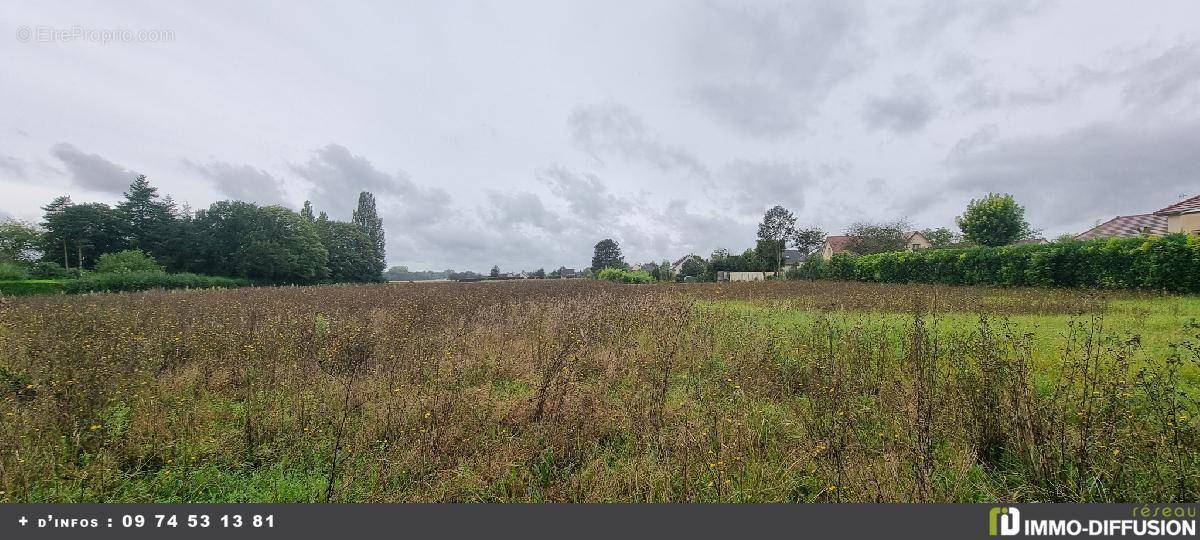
[[50, 143, 138, 194], [540, 165, 627, 223], [686, 0, 869, 137], [1114, 43, 1200, 109], [289, 144, 452, 223], [183, 159, 288, 206], [946, 120, 1200, 233], [0, 155, 26, 179], [721, 160, 813, 216], [568, 103, 708, 178], [864, 76, 937, 134], [898, 0, 1048, 48], [950, 124, 999, 157], [483, 190, 562, 230]]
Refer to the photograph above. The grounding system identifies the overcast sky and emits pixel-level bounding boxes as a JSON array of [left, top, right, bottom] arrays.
[[3, 1, 1200, 271]]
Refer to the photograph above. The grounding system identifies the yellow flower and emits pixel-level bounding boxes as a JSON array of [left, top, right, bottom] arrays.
[[89, 424, 101, 430]]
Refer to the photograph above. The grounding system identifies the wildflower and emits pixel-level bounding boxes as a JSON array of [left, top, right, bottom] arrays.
[[89, 424, 101, 430]]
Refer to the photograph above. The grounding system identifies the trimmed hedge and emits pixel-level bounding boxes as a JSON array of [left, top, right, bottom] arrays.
[[597, 267, 655, 284], [0, 280, 68, 296], [788, 234, 1200, 293], [64, 271, 252, 294]]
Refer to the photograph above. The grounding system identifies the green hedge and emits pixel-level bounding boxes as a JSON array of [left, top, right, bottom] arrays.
[[789, 234, 1200, 293], [0, 280, 68, 296], [64, 271, 252, 294], [597, 267, 655, 284]]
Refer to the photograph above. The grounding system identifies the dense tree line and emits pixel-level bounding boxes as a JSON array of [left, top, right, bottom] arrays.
[[12, 175, 386, 284]]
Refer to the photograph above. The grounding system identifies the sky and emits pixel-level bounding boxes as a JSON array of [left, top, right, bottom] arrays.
[[2, 0, 1200, 272]]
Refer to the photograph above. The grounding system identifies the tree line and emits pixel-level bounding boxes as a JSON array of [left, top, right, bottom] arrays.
[[2, 175, 386, 284]]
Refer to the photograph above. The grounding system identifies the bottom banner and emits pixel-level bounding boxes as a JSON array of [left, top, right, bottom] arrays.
[[1, 504, 1196, 540]]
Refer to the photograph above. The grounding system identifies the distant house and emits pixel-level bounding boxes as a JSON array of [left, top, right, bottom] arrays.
[[905, 231, 932, 251], [1075, 194, 1199, 240], [781, 249, 807, 267], [820, 231, 932, 261], [634, 262, 657, 273], [558, 268, 578, 278], [819, 235, 855, 260]]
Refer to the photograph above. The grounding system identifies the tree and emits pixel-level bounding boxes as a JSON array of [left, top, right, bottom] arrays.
[[94, 250, 164, 274], [757, 206, 796, 272], [300, 200, 315, 222], [678, 255, 706, 281], [40, 199, 127, 269], [591, 238, 625, 270], [189, 201, 327, 282], [532, 268, 546, 279], [791, 227, 826, 254], [0, 219, 42, 264], [847, 220, 909, 255], [116, 175, 176, 258], [317, 219, 379, 282], [956, 193, 1031, 247], [351, 192, 385, 279], [489, 265, 500, 278], [921, 227, 962, 248]]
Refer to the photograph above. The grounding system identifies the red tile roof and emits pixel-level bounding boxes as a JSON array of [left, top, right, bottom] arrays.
[[1074, 214, 1168, 240], [823, 235, 855, 254], [1154, 194, 1200, 215]]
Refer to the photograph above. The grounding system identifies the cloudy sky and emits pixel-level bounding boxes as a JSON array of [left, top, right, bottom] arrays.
[[3, 1, 1200, 271]]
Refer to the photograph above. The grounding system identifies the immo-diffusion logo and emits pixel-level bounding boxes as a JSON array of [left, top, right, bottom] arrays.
[[987, 506, 1196, 537], [990, 507, 1021, 536]]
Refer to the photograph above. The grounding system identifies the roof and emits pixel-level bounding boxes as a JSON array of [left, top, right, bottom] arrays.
[[822, 235, 854, 254], [782, 249, 807, 265], [1154, 195, 1200, 216], [904, 231, 927, 241], [1075, 214, 1168, 240]]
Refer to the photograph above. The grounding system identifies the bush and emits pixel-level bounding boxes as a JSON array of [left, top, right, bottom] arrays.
[[597, 267, 655, 284], [64, 271, 252, 294], [0, 262, 31, 280], [790, 234, 1200, 292], [0, 280, 67, 296], [94, 250, 165, 274], [28, 262, 77, 279]]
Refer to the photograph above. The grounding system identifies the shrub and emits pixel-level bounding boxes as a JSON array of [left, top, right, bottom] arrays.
[[64, 271, 252, 294], [789, 234, 1200, 292], [0, 261, 31, 281], [597, 267, 655, 284], [28, 261, 77, 279], [0, 280, 67, 296], [94, 250, 165, 274]]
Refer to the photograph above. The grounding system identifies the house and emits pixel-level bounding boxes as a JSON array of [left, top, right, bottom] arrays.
[[904, 231, 932, 251], [820, 231, 932, 261], [558, 268, 578, 278], [782, 249, 808, 267], [634, 262, 657, 273], [1156, 195, 1200, 234], [819, 236, 855, 261], [1073, 194, 1200, 240]]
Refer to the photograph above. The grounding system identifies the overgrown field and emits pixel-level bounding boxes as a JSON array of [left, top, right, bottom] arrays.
[[1, 281, 1197, 502]]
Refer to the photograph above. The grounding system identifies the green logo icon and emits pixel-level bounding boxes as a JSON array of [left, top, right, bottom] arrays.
[[990, 507, 1021, 536]]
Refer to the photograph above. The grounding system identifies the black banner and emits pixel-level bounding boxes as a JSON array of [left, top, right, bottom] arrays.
[[1, 504, 1196, 540]]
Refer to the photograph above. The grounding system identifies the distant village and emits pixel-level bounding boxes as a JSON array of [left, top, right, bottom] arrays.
[[386, 193, 1200, 284]]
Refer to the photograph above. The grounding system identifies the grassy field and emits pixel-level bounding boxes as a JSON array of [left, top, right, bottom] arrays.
[[0, 280, 1196, 502]]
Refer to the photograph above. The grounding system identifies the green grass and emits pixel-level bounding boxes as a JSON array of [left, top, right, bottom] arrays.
[[0, 279, 68, 296]]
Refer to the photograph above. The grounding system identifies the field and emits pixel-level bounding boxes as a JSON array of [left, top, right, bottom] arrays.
[[1, 280, 1197, 502]]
